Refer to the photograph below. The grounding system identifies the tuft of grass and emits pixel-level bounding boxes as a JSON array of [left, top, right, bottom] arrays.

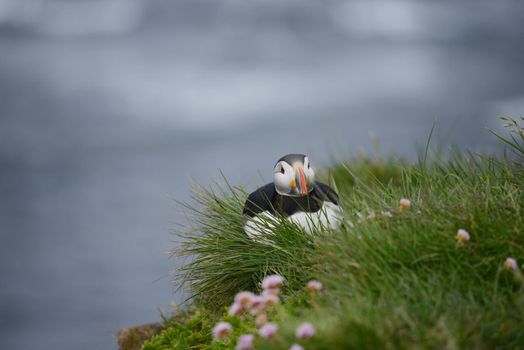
[[255, 153, 524, 349], [173, 182, 318, 311], [489, 116, 524, 158], [145, 122, 524, 349]]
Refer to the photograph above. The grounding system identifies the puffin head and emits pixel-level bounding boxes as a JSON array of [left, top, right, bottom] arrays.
[[273, 154, 315, 197]]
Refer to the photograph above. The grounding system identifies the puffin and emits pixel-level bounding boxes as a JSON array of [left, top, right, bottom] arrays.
[[242, 154, 343, 240]]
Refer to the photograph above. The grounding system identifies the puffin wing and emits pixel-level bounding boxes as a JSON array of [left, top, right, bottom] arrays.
[[243, 183, 278, 240], [243, 182, 276, 218], [313, 181, 340, 205]]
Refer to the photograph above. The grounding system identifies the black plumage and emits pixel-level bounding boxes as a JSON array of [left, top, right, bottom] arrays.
[[243, 181, 339, 221]]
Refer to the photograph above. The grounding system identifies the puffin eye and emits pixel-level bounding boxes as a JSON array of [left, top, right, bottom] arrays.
[[280, 166, 285, 174]]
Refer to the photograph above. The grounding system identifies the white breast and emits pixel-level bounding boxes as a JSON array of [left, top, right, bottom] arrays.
[[243, 211, 277, 241], [287, 202, 343, 234], [243, 202, 343, 240]]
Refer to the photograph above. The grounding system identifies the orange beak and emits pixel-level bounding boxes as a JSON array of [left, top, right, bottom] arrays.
[[295, 165, 308, 195]]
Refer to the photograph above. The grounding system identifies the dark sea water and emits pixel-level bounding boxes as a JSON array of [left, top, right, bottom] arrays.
[[1, 1, 524, 349]]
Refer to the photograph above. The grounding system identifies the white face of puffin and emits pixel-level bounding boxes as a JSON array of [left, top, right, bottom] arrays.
[[273, 156, 315, 196]]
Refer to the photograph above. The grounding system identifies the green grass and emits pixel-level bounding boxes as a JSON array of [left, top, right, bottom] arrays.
[[142, 119, 524, 350]]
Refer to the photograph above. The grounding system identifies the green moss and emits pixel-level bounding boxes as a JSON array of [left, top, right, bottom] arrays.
[[143, 308, 261, 350]]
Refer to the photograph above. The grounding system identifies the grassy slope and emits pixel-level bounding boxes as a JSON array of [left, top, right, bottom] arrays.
[[143, 125, 524, 349]]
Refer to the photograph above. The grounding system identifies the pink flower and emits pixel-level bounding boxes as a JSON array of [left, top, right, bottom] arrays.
[[290, 345, 304, 350], [228, 302, 243, 316], [504, 257, 518, 271], [263, 287, 281, 296], [456, 229, 470, 243], [263, 293, 279, 307], [295, 322, 315, 339], [236, 334, 255, 350], [212, 322, 232, 340], [399, 198, 411, 212], [262, 274, 284, 290], [255, 313, 268, 327], [248, 295, 266, 315], [235, 291, 254, 307], [258, 322, 278, 339], [306, 280, 323, 292]]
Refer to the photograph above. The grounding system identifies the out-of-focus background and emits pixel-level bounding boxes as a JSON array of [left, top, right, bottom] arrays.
[[0, 0, 523, 349]]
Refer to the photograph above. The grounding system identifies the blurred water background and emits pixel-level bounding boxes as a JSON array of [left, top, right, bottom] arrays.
[[1, 0, 524, 349]]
